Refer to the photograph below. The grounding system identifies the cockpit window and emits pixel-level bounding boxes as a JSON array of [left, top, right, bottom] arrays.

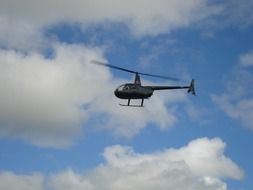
[[117, 84, 125, 91], [123, 85, 130, 90], [117, 84, 132, 91]]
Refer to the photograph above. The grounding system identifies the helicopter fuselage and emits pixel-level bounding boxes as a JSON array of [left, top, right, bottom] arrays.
[[114, 83, 153, 99]]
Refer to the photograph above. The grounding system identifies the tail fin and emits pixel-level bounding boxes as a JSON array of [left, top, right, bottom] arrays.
[[187, 79, 196, 95]]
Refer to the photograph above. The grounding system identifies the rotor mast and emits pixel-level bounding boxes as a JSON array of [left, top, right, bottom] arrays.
[[134, 73, 141, 85]]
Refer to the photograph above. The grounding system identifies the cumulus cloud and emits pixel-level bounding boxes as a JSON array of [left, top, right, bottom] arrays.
[[100, 137, 243, 180], [0, 138, 243, 190], [89, 90, 184, 138], [0, 0, 221, 49], [1, 0, 253, 50], [0, 18, 47, 51], [0, 172, 44, 190], [0, 44, 109, 147], [0, 44, 186, 147]]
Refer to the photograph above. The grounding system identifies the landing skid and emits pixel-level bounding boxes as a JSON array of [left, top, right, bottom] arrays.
[[119, 103, 144, 107], [119, 99, 144, 107]]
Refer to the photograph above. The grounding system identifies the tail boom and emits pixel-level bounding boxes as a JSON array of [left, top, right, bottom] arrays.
[[146, 79, 195, 95]]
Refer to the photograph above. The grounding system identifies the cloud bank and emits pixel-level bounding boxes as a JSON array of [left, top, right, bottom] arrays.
[[1, 0, 220, 35], [0, 0, 222, 50], [0, 138, 244, 190], [0, 44, 108, 147], [0, 172, 44, 190], [0, 0, 253, 50], [0, 44, 186, 148]]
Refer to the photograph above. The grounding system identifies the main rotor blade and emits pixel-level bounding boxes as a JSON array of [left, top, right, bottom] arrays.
[[91, 60, 179, 81], [91, 60, 137, 74], [137, 72, 179, 81]]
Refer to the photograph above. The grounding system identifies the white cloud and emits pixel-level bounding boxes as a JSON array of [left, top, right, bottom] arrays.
[[0, 44, 108, 147], [0, 18, 47, 51], [49, 170, 95, 190], [0, 0, 221, 50], [0, 44, 187, 147], [212, 52, 253, 130], [99, 137, 243, 180], [212, 94, 253, 130], [239, 50, 253, 67], [1, 0, 252, 50], [0, 172, 44, 190], [0, 138, 243, 190], [48, 138, 241, 190], [89, 91, 182, 138]]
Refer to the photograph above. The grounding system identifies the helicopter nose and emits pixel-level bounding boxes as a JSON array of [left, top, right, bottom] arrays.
[[114, 89, 119, 98]]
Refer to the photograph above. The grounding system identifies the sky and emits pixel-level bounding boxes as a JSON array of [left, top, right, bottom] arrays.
[[0, 0, 253, 189]]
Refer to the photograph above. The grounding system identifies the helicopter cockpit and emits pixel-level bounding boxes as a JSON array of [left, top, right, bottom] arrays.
[[116, 84, 131, 92]]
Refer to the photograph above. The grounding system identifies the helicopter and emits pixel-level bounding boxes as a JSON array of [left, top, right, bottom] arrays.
[[91, 60, 195, 107]]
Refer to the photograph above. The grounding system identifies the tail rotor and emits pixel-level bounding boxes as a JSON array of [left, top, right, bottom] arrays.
[[187, 79, 196, 95]]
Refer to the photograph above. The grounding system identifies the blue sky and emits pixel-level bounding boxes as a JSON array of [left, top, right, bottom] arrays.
[[0, 0, 253, 190]]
